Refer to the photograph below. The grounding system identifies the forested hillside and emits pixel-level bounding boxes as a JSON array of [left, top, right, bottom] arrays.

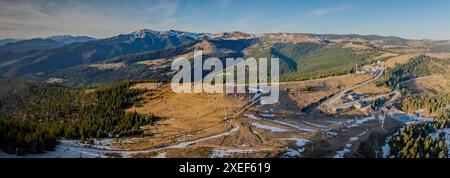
[[382, 56, 450, 158], [402, 93, 450, 120], [0, 78, 157, 154], [244, 41, 379, 82], [387, 123, 448, 158], [378, 56, 443, 89], [431, 44, 450, 53], [272, 43, 376, 81]]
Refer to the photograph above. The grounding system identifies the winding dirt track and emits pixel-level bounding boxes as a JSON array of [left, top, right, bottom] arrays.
[[60, 122, 239, 158], [326, 75, 433, 111], [323, 70, 384, 110]]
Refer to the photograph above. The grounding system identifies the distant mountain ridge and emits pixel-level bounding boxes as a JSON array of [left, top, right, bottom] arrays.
[[0, 38, 65, 53], [0, 29, 207, 77], [46, 35, 96, 44], [0, 39, 20, 46], [0, 28, 439, 86]]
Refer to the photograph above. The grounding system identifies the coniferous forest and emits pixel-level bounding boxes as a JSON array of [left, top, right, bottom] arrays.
[[381, 56, 450, 157], [378, 56, 433, 89], [385, 92, 450, 158], [0, 78, 158, 154], [387, 123, 449, 158]]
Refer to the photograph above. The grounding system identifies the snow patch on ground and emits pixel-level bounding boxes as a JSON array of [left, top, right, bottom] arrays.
[[0, 141, 106, 158], [270, 120, 316, 132], [261, 114, 275, 118], [279, 138, 310, 147], [210, 149, 257, 158], [278, 138, 310, 158], [251, 123, 287, 132], [303, 121, 328, 128], [167, 127, 239, 149], [1, 126, 240, 158], [333, 131, 367, 158], [284, 149, 301, 157], [153, 152, 167, 158], [381, 136, 392, 158], [326, 131, 338, 137], [326, 121, 343, 125], [428, 128, 450, 157], [394, 114, 434, 124], [244, 114, 262, 120], [345, 116, 379, 128]]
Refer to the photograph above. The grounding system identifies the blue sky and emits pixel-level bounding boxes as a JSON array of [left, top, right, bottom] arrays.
[[1, 0, 450, 39]]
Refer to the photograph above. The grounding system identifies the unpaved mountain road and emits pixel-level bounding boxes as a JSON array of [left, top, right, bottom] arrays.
[[56, 121, 240, 158], [323, 70, 384, 110], [326, 75, 433, 111]]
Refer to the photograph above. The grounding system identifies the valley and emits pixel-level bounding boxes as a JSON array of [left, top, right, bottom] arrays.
[[0, 29, 449, 158]]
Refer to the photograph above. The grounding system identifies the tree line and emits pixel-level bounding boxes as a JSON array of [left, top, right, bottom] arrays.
[[0, 79, 159, 154], [377, 56, 439, 89], [387, 123, 448, 158], [402, 93, 450, 121]]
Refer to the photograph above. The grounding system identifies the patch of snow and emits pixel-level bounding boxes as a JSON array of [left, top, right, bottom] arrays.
[[326, 131, 338, 137], [303, 121, 328, 128], [260, 99, 268, 105], [1, 125, 241, 158], [153, 152, 166, 158], [0, 141, 107, 158], [333, 147, 351, 158], [210, 149, 257, 158], [262, 108, 275, 114], [394, 115, 412, 123], [394, 114, 433, 124], [251, 123, 287, 132], [279, 138, 310, 147], [270, 120, 316, 132], [279, 138, 310, 158], [381, 137, 392, 158], [326, 120, 343, 125], [284, 149, 301, 157], [251, 93, 261, 102], [414, 116, 433, 122], [333, 131, 367, 158], [261, 114, 275, 117], [125, 29, 207, 42], [381, 127, 405, 158], [345, 116, 378, 128], [243, 114, 262, 120], [428, 128, 450, 157], [168, 127, 238, 149]]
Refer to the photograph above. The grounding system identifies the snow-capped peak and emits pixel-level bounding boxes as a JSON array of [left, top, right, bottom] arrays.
[[125, 29, 208, 41], [210, 31, 257, 40], [129, 29, 158, 39]]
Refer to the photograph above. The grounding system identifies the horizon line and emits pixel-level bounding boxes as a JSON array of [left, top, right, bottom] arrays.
[[2, 28, 449, 42]]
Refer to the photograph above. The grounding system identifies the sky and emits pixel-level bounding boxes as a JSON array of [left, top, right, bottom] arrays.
[[1, 0, 450, 40]]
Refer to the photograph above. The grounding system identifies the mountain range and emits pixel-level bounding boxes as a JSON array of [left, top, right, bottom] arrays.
[[0, 29, 446, 86]]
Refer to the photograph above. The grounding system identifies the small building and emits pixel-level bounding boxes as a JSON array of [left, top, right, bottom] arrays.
[[354, 101, 370, 109], [355, 70, 367, 75], [368, 67, 378, 73], [347, 93, 360, 100], [414, 110, 424, 117], [377, 61, 384, 66]]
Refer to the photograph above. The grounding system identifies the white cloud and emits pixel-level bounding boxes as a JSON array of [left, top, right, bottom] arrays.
[[0, 0, 181, 38]]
